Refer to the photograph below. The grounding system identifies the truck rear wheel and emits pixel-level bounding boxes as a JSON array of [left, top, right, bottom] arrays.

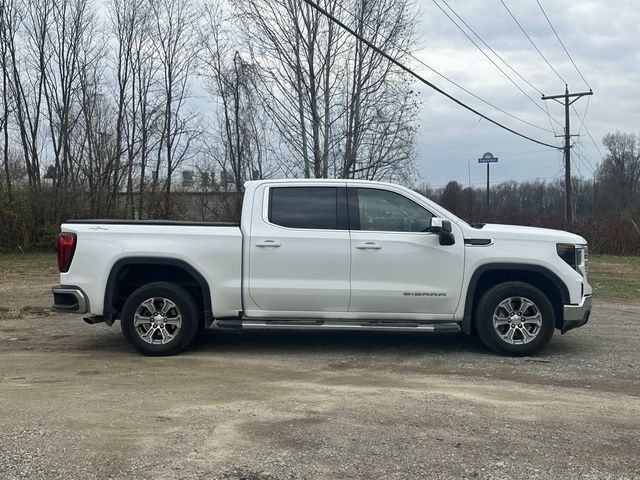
[[120, 282, 199, 356], [474, 281, 555, 356]]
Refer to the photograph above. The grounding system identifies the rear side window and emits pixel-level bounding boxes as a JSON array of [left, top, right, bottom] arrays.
[[269, 187, 346, 230]]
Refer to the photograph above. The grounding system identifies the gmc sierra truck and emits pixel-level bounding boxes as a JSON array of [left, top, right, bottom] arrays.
[[52, 179, 592, 356]]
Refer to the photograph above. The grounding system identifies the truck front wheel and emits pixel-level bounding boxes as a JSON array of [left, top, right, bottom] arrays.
[[120, 282, 199, 356], [474, 281, 555, 356]]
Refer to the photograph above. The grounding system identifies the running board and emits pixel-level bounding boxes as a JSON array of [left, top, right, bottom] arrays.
[[218, 320, 460, 333]]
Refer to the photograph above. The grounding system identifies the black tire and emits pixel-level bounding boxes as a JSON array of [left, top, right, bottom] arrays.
[[120, 282, 199, 356], [474, 281, 555, 356]]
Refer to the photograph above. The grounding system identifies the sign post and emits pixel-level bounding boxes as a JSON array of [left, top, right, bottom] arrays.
[[478, 152, 498, 209]]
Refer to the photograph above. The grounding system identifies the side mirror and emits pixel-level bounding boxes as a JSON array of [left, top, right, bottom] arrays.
[[427, 217, 455, 246]]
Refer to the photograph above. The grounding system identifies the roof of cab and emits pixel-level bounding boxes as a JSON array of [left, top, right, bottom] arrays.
[[244, 178, 398, 188]]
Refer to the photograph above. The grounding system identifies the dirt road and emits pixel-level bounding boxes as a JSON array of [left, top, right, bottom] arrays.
[[0, 265, 639, 479]]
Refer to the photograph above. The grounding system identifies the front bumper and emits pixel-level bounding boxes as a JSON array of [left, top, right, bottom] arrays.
[[561, 295, 592, 334], [52, 285, 89, 314]]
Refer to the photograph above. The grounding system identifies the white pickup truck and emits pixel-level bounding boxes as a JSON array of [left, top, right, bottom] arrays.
[[52, 179, 592, 356]]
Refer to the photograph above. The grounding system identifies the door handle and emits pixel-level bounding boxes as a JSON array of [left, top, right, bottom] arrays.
[[355, 242, 382, 250], [256, 240, 281, 248]]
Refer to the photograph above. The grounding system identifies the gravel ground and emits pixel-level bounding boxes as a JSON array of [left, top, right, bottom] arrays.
[[0, 275, 639, 479]]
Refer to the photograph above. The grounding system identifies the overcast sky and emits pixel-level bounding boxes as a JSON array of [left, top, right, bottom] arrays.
[[410, 0, 640, 188]]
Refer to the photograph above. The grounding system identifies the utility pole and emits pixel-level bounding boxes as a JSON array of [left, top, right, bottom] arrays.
[[542, 86, 592, 224]]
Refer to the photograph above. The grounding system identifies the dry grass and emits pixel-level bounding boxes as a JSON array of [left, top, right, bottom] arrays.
[[0, 253, 58, 295], [588, 255, 640, 303], [0, 252, 57, 278]]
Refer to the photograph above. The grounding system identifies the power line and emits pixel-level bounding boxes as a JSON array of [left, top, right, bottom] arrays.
[[573, 147, 584, 177], [431, 0, 563, 130], [299, 0, 560, 149], [543, 100, 560, 138], [400, 58, 556, 134], [573, 141, 597, 174], [499, 0, 566, 85], [326, 0, 555, 134], [566, 99, 598, 174], [573, 95, 590, 136], [536, 0, 591, 89], [436, 0, 543, 96], [580, 121, 605, 160]]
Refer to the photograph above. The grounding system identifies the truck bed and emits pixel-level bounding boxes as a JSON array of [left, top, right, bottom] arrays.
[[59, 220, 243, 318]]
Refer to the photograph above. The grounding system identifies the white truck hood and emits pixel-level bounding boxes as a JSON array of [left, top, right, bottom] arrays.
[[468, 223, 587, 245]]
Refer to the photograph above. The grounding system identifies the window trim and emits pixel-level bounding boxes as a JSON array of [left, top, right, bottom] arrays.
[[263, 185, 349, 232], [347, 187, 436, 234]]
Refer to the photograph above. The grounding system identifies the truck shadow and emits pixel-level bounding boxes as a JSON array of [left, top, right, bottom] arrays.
[[188, 329, 489, 356], [67, 322, 581, 358]]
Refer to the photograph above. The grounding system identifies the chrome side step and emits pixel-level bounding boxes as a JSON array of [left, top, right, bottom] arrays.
[[230, 320, 461, 333]]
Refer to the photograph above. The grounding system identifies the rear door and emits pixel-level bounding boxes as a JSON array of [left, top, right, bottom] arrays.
[[348, 186, 464, 318], [247, 184, 351, 314]]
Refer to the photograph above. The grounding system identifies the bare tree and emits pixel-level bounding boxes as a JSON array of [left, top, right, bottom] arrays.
[[339, 0, 419, 182], [197, 1, 272, 216], [77, 64, 112, 216], [129, 0, 161, 218], [150, 0, 200, 217], [234, 0, 418, 182], [235, 0, 345, 178], [110, 0, 139, 215], [598, 132, 640, 212], [0, 0, 14, 196], [109, 0, 159, 217], [41, 0, 103, 218], [4, 0, 48, 196]]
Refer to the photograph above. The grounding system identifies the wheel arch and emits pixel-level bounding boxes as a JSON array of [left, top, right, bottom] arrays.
[[461, 263, 569, 334], [104, 257, 213, 327]]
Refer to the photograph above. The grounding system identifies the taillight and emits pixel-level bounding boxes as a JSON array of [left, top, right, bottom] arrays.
[[57, 233, 77, 273]]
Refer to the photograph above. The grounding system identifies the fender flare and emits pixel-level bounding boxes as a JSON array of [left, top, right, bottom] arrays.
[[103, 257, 214, 326], [460, 263, 570, 334]]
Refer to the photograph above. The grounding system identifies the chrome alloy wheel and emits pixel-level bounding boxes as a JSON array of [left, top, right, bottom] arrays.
[[133, 297, 182, 345], [492, 296, 542, 345]]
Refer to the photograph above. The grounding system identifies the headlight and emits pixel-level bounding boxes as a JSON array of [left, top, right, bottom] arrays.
[[580, 245, 589, 276], [557, 243, 588, 277]]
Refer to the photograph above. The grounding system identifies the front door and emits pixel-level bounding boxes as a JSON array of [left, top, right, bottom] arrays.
[[348, 187, 464, 318]]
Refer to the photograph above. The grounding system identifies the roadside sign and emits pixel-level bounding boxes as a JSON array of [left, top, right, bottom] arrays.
[[478, 152, 498, 163], [478, 152, 498, 209]]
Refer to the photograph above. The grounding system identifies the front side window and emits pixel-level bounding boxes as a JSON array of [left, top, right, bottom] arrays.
[[355, 188, 433, 232], [269, 187, 341, 230]]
